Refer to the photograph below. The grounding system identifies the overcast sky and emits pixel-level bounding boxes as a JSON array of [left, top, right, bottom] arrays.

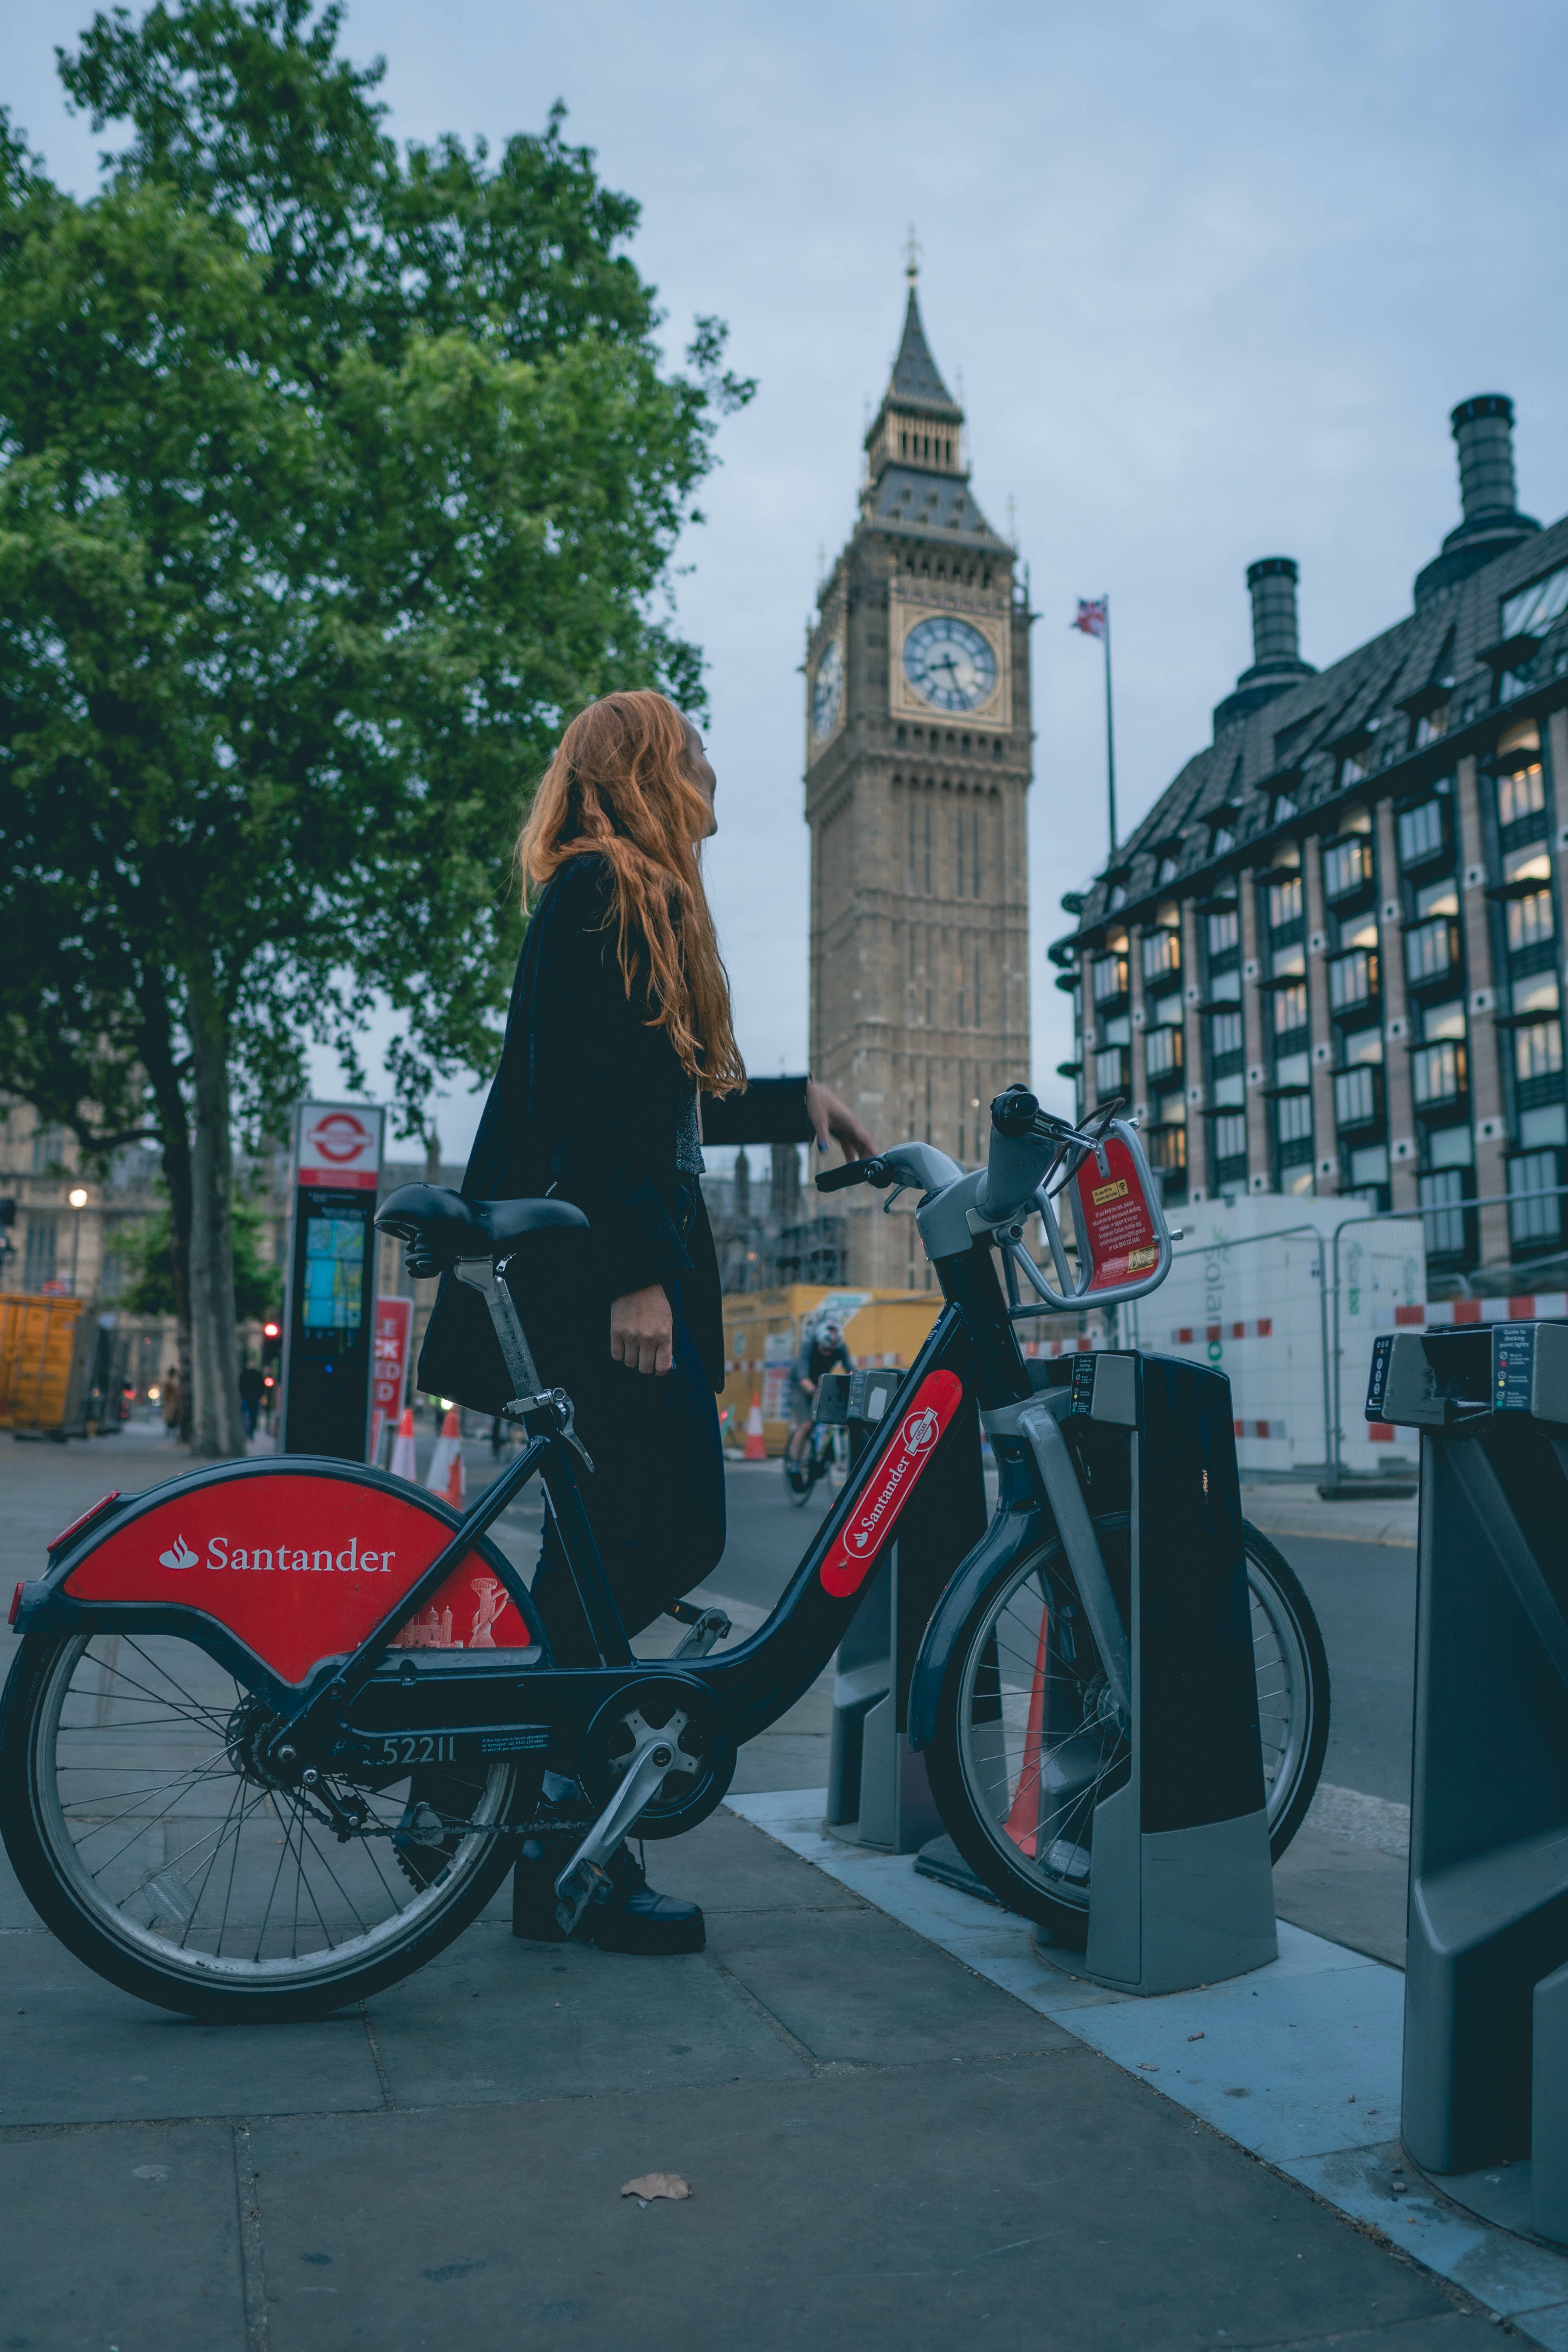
[[6, 0, 1567, 1160]]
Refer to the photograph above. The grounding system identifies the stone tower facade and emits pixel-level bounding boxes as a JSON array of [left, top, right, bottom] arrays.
[[805, 267, 1033, 1289]]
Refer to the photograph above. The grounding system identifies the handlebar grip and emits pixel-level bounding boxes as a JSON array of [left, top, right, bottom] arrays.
[[815, 1156, 886, 1194]]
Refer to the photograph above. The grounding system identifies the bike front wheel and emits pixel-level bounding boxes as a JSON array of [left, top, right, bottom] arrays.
[[0, 1627, 523, 2021], [923, 1514, 1330, 1943]]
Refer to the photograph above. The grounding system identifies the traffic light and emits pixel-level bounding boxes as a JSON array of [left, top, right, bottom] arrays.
[[262, 1319, 282, 1367], [0, 1197, 14, 1267]]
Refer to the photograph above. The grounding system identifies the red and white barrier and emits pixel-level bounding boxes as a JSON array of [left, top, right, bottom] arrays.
[[1394, 1293, 1568, 1326]]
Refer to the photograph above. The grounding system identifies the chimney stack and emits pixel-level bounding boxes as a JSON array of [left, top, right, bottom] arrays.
[[1247, 557, 1304, 670], [1212, 557, 1315, 736], [1414, 392, 1539, 606], [1451, 394, 1518, 526]]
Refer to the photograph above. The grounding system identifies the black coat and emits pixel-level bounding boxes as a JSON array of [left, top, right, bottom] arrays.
[[417, 852, 813, 1410]]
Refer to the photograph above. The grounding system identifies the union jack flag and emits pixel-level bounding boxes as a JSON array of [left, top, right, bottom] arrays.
[[1072, 597, 1108, 639]]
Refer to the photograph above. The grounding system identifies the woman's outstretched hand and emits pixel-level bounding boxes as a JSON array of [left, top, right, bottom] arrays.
[[805, 1079, 876, 1163], [611, 1284, 674, 1376]]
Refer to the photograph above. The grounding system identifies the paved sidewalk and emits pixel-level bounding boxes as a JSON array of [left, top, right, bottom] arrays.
[[0, 1426, 1491, 2351]]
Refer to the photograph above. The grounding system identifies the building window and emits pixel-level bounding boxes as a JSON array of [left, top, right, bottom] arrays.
[[23, 1217, 58, 1289], [1514, 1021, 1564, 1083], [1398, 800, 1446, 868], [1268, 875, 1304, 928], [1211, 825, 1234, 857], [1507, 888, 1555, 953], [1503, 560, 1568, 640], [1415, 708, 1449, 749], [1277, 1096, 1312, 1146], [30, 1125, 65, 1174], [1144, 1026, 1182, 1080], [1094, 1047, 1129, 1096], [1141, 928, 1180, 983], [1498, 762, 1546, 829], [1412, 1040, 1466, 1107], [1323, 837, 1373, 902], [1406, 918, 1459, 985], [1333, 1067, 1379, 1129], [1206, 907, 1239, 957], [1158, 855, 1179, 885], [1213, 1113, 1247, 1165], [1419, 1169, 1468, 1258], [1508, 1151, 1562, 1248], [1273, 982, 1308, 1035], [1090, 953, 1128, 1005], [1209, 1010, 1243, 1060], [1272, 794, 1297, 825], [1329, 949, 1377, 1012]]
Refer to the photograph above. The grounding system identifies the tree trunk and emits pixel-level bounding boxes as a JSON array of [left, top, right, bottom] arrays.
[[185, 967, 245, 1458], [140, 994, 196, 1445]]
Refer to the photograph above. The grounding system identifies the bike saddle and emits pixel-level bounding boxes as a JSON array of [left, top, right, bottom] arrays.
[[375, 1184, 589, 1278]]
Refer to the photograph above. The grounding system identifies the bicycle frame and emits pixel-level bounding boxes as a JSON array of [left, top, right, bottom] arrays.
[[17, 1097, 1169, 1820], [18, 1239, 1046, 1792]]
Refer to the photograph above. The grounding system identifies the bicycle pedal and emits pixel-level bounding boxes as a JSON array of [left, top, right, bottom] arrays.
[[554, 1856, 613, 1936], [669, 1606, 730, 1660]]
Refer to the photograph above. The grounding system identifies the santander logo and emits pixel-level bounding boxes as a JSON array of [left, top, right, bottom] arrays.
[[153, 1531, 396, 1577], [819, 1371, 962, 1599]]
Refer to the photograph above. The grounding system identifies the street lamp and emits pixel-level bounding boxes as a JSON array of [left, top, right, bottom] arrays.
[[67, 1186, 88, 1295]]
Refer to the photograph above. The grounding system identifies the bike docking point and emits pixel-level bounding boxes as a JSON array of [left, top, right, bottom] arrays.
[[1023, 1350, 1279, 1998], [1368, 1320, 1568, 2249]]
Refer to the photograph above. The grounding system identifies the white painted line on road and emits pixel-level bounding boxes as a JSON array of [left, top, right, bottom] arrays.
[[1304, 1782, 1410, 1857], [726, 1787, 1568, 2344]]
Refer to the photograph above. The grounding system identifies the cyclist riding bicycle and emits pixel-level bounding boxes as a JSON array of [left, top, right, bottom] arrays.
[[786, 1316, 851, 1463]]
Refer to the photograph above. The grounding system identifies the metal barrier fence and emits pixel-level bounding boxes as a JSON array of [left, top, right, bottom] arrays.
[[1113, 1182, 1568, 1487]]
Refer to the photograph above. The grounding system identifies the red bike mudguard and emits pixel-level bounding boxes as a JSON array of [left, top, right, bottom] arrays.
[[63, 1461, 538, 1686]]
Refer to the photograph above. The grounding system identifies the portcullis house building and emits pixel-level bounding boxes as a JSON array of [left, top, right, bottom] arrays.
[[1050, 395, 1568, 1285]]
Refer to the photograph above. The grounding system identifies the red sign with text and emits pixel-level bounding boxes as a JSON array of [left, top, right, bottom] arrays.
[[1072, 1134, 1161, 1293], [65, 1469, 537, 1683], [818, 1370, 963, 1598]]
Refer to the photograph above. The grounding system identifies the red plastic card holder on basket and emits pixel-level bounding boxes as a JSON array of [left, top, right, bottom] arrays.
[[1068, 1128, 1165, 1294], [1010, 1115, 1173, 1315]]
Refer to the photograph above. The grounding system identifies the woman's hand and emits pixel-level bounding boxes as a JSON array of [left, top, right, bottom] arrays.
[[610, 1285, 674, 1377], [806, 1079, 876, 1163]]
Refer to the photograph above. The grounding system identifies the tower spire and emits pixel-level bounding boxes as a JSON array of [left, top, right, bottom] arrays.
[[904, 222, 920, 286]]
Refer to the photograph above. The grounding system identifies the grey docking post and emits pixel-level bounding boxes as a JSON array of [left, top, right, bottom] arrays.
[[1368, 1322, 1568, 2242]]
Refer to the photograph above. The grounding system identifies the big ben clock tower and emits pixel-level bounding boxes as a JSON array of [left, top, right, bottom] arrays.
[[806, 259, 1033, 1289]]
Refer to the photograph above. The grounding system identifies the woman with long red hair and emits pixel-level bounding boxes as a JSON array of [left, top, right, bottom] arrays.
[[420, 689, 872, 1951]]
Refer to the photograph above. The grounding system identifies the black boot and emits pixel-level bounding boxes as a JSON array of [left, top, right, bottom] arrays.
[[509, 1837, 704, 1954], [586, 1842, 705, 1955]]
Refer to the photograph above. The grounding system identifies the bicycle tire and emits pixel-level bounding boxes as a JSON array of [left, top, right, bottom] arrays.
[[0, 1624, 522, 2023], [924, 1514, 1330, 1942]]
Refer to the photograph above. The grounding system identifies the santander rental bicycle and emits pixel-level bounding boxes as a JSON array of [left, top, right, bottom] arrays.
[[0, 1089, 1328, 2021]]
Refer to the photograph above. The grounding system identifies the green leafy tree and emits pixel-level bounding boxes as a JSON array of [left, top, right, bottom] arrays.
[[123, 1196, 282, 1324], [0, 1, 752, 1454]]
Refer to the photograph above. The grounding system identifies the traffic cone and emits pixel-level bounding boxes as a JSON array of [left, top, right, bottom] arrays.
[[743, 1392, 767, 1461], [390, 1406, 417, 1483], [425, 1405, 464, 1508], [1003, 1607, 1050, 1861]]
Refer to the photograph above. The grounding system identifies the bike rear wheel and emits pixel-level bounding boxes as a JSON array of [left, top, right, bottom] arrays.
[[0, 1627, 522, 2021], [924, 1514, 1329, 1943]]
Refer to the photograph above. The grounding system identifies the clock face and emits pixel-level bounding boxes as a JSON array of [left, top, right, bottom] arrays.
[[902, 615, 998, 714], [812, 638, 843, 738]]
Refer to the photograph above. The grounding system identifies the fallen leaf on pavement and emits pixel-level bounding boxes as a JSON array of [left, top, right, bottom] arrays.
[[1187, 2032, 1205, 2042], [622, 2174, 690, 2203]]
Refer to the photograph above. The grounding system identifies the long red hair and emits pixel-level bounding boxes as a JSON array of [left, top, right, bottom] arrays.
[[517, 691, 745, 1096]]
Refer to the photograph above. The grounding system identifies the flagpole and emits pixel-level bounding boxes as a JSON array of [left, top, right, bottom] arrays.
[[1102, 592, 1118, 858]]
